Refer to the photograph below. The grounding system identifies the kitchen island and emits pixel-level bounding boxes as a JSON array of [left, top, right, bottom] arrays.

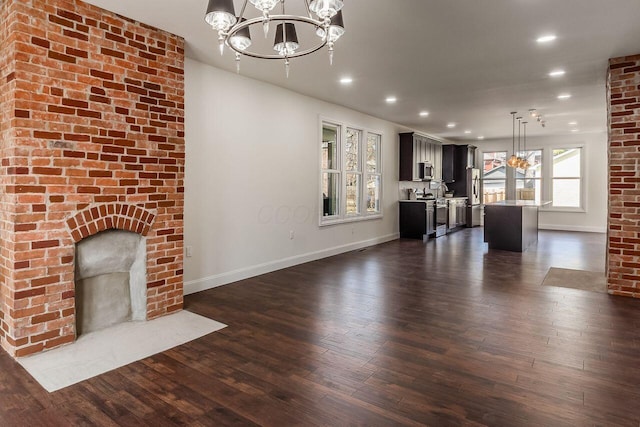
[[484, 200, 551, 252]]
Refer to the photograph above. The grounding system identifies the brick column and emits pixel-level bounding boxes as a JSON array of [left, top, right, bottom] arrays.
[[0, 0, 185, 357], [607, 54, 640, 297]]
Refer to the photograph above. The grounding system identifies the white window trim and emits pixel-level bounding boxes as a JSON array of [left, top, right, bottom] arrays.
[[540, 144, 586, 213], [319, 116, 384, 227]]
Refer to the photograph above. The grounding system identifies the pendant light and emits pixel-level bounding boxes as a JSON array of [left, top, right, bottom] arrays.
[[205, 0, 237, 55], [309, 0, 344, 20], [273, 22, 299, 77], [315, 10, 344, 65], [516, 116, 523, 167], [520, 121, 530, 170], [506, 112, 519, 168], [229, 18, 252, 73]]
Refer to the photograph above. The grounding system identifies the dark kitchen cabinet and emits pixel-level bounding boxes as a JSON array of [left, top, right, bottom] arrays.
[[442, 145, 456, 183], [399, 201, 435, 240], [399, 132, 442, 181], [442, 144, 477, 184]]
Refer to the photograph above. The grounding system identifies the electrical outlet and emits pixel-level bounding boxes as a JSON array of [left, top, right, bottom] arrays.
[[185, 246, 193, 257], [289, 230, 295, 240]]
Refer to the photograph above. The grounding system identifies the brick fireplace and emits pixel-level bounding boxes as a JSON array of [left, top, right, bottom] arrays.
[[0, 0, 185, 357], [607, 54, 640, 297]]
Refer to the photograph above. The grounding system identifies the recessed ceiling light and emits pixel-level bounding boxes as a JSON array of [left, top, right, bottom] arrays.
[[568, 121, 578, 125], [557, 94, 571, 100], [477, 136, 485, 140], [537, 34, 557, 43], [419, 111, 429, 117], [339, 77, 353, 85], [464, 130, 472, 134], [549, 69, 566, 77], [385, 96, 397, 104], [447, 123, 456, 128]]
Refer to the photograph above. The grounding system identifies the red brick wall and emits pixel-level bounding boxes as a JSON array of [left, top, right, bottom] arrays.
[[607, 54, 640, 297], [0, 0, 17, 352], [0, 0, 185, 357]]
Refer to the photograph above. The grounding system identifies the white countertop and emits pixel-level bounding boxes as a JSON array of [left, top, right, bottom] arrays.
[[486, 200, 551, 207]]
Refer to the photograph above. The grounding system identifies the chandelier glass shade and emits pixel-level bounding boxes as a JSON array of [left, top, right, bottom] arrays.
[[273, 22, 299, 56], [249, 0, 280, 13], [204, 0, 345, 75], [316, 10, 344, 43], [309, 0, 344, 19], [229, 18, 252, 51], [205, 0, 237, 31]]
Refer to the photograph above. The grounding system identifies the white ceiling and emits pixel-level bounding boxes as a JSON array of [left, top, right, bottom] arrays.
[[84, 0, 640, 141]]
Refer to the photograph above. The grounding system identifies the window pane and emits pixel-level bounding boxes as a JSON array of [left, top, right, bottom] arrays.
[[322, 124, 339, 170], [553, 179, 581, 207], [482, 151, 507, 179], [346, 173, 360, 214], [482, 152, 507, 204], [553, 148, 581, 178], [345, 128, 360, 172], [322, 172, 339, 216], [483, 180, 506, 204], [366, 133, 380, 173], [516, 178, 541, 203], [366, 175, 380, 213], [517, 150, 542, 178]]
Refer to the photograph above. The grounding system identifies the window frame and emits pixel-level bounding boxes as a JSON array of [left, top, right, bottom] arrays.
[[481, 143, 586, 213], [544, 144, 585, 212], [365, 132, 382, 215], [320, 121, 341, 221], [481, 150, 508, 204], [319, 117, 383, 226], [344, 127, 363, 217]]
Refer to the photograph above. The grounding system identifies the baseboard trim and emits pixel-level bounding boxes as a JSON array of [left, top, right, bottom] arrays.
[[539, 224, 606, 233], [183, 233, 400, 295]]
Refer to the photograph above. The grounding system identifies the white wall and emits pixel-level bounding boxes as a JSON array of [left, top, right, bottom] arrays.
[[477, 132, 607, 233], [183, 59, 404, 294]]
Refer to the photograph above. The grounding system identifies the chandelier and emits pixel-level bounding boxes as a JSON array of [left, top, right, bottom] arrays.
[[204, 0, 345, 76]]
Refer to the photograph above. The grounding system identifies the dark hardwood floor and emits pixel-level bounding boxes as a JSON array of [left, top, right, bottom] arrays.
[[2, 229, 640, 426]]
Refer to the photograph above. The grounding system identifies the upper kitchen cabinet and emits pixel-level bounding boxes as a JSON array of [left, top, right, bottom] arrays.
[[442, 144, 477, 183], [399, 132, 442, 181]]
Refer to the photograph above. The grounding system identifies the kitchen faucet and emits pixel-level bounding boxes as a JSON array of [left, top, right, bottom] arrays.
[[438, 180, 449, 198]]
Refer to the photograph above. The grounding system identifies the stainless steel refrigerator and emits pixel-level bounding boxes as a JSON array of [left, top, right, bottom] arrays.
[[467, 168, 482, 227]]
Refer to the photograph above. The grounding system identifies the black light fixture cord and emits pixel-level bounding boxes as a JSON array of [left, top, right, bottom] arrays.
[[511, 112, 516, 156]]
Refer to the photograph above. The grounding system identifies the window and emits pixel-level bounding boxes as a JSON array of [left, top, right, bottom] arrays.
[[321, 123, 340, 218], [320, 120, 382, 225], [482, 151, 507, 204], [552, 148, 582, 208], [516, 150, 542, 203], [345, 128, 361, 215], [482, 145, 584, 211], [366, 133, 381, 214]]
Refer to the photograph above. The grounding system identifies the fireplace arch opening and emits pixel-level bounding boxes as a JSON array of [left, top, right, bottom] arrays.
[[75, 229, 147, 335]]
